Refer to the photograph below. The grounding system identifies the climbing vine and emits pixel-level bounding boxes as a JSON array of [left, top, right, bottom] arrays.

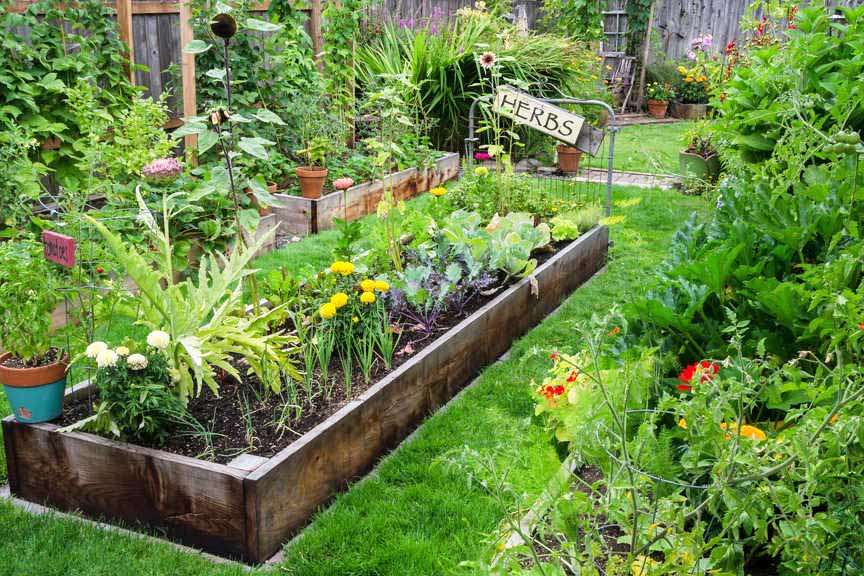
[[323, 0, 362, 134], [626, 0, 653, 54], [540, 0, 605, 41]]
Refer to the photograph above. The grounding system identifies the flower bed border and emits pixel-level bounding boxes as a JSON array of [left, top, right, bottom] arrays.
[[2, 225, 609, 564], [272, 152, 461, 239]]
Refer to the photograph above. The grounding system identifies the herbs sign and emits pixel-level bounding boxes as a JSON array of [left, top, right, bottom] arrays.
[[493, 86, 585, 146]]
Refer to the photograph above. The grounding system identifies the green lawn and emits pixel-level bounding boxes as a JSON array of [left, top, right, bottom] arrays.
[[612, 121, 693, 175], [0, 185, 707, 574]]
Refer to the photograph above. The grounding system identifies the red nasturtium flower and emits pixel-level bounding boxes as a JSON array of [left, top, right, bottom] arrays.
[[550, 352, 560, 361], [566, 370, 579, 383], [858, 322, 864, 331], [541, 384, 565, 399], [677, 361, 720, 392], [608, 326, 621, 336]]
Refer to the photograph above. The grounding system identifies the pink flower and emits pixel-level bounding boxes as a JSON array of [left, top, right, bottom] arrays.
[[333, 177, 355, 190], [686, 50, 697, 61], [474, 152, 491, 161], [142, 157, 183, 182]]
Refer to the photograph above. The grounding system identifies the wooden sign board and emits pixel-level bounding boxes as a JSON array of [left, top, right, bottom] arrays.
[[42, 231, 76, 268], [492, 86, 605, 155]]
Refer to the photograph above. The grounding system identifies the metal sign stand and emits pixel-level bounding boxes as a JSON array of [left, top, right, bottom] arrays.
[[465, 97, 617, 217]]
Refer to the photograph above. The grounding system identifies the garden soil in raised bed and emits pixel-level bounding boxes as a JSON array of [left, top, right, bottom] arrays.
[[58, 242, 570, 465]]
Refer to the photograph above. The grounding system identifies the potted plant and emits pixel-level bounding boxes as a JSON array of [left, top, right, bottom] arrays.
[[645, 82, 674, 119], [679, 121, 721, 183], [672, 64, 710, 119], [556, 144, 582, 174], [0, 236, 66, 423], [295, 136, 332, 199]]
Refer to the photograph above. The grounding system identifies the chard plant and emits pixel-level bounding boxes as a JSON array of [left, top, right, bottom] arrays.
[[87, 190, 299, 403]]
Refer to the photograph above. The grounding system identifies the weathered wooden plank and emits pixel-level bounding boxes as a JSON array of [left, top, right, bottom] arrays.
[[272, 194, 313, 237], [116, 0, 134, 82], [3, 413, 250, 557], [178, 0, 197, 155], [272, 153, 460, 240], [244, 225, 610, 562]]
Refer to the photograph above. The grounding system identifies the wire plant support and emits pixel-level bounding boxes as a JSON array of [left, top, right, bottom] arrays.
[[465, 96, 617, 217]]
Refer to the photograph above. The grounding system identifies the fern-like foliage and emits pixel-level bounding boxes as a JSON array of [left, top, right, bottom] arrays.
[[86, 188, 299, 403]]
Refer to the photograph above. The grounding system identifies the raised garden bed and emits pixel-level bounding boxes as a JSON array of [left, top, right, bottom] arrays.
[[2, 225, 608, 563], [273, 152, 460, 239]]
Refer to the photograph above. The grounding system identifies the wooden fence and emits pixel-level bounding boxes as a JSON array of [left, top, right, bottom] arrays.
[[6, 0, 864, 135], [653, 0, 863, 61], [6, 0, 316, 151]]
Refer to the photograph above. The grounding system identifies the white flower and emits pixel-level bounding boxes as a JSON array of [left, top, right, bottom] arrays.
[[85, 341, 108, 359], [127, 353, 148, 371], [147, 330, 170, 350], [115, 346, 130, 357], [95, 349, 119, 369]]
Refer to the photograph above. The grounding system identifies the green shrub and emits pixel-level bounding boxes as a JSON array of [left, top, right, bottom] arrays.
[[0, 236, 60, 362]]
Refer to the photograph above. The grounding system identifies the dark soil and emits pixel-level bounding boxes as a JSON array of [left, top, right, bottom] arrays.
[[58, 241, 570, 464], [1, 348, 63, 369]]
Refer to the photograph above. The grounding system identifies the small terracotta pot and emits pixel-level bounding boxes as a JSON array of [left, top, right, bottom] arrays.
[[0, 351, 68, 423], [556, 145, 582, 174], [296, 166, 328, 199], [647, 99, 669, 119], [40, 137, 61, 150]]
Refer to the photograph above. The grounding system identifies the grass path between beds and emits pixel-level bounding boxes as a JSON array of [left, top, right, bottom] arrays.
[[0, 185, 707, 575]]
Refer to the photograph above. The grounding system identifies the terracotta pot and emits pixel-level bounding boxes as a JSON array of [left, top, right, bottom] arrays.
[[647, 99, 669, 119], [556, 145, 582, 174], [40, 137, 61, 150], [296, 166, 328, 199], [0, 351, 68, 423], [671, 102, 708, 120]]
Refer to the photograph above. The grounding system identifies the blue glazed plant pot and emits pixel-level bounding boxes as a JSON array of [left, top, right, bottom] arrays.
[[0, 352, 67, 423]]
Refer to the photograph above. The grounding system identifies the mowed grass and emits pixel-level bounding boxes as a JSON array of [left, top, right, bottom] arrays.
[[0, 185, 707, 575], [612, 121, 693, 175]]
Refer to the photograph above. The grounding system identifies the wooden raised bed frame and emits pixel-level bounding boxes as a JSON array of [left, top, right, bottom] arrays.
[[272, 152, 461, 239], [2, 225, 609, 563]]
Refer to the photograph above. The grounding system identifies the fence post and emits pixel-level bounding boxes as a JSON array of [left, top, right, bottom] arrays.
[[115, 0, 135, 84], [179, 0, 198, 163], [310, 0, 324, 72]]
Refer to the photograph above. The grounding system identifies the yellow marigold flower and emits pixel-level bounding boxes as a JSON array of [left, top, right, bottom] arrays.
[[329, 261, 355, 275], [678, 418, 687, 430], [698, 75, 707, 82], [430, 187, 447, 197], [374, 280, 390, 292], [738, 424, 767, 441], [360, 279, 376, 292], [352, 316, 360, 324], [474, 166, 489, 177], [685, 76, 694, 83], [319, 302, 337, 320], [330, 292, 349, 308], [720, 422, 767, 441], [677, 65, 687, 74], [360, 291, 376, 305]]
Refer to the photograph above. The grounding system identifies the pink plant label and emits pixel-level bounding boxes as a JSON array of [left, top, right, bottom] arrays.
[[42, 231, 76, 268]]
